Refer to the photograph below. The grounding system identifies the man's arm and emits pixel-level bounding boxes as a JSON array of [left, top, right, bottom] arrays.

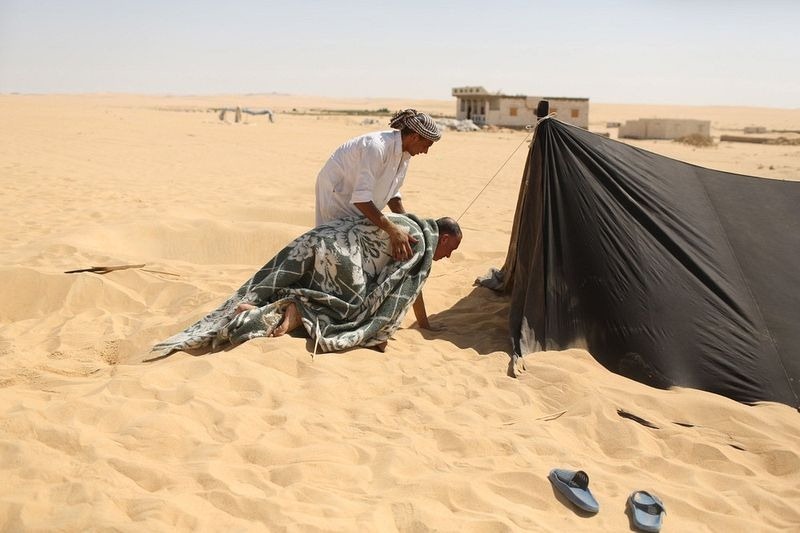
[[353, 201, 417, 261], [412, 293, 444, 331], [387, 197, 406, 214], [412, 294, 431, 329]]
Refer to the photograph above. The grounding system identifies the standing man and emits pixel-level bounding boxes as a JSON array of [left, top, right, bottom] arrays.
[[315, 108, 442, 262]]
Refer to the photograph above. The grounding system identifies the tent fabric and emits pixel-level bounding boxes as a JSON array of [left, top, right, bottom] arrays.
[[490, 117, 799, 406]]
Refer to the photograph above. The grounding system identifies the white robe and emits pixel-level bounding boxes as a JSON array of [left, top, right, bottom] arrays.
[[315, 130, 411, 225]]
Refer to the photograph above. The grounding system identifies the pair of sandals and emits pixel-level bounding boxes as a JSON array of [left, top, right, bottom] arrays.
[[548, 468, 666, 532]]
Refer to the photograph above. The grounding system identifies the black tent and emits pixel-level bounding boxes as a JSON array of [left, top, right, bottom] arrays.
[[484, 117, 799, 407]]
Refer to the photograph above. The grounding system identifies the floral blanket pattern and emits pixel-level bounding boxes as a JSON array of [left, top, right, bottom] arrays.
[[151, 214, 438, 356]]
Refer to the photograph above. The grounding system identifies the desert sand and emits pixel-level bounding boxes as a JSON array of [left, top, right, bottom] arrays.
[[1, 94, 799, 532]]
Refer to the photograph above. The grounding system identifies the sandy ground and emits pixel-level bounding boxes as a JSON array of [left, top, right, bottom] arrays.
[[1, 94, 799, 532]]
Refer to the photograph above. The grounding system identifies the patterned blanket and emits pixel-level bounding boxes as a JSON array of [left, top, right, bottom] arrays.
[[151, 214, 438, 356]]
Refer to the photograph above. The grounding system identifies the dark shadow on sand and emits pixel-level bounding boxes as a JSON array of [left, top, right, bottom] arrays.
[[413, 285, 511, 357]]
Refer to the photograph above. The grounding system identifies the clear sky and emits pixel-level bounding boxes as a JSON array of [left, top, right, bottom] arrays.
[[1, 0, 798, 107]]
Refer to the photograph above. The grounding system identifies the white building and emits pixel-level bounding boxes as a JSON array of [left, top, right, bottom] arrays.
[[452, 86, 589, 129], [619, 118, 711, 140]]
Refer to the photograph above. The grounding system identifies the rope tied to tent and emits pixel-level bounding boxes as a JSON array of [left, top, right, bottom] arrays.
[[455, 115, 553, 222]]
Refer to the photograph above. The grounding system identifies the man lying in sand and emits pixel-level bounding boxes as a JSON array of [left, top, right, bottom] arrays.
[[151, 214, 461, 357]]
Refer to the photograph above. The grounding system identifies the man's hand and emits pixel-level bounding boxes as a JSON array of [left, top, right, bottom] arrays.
[[387, 222, 418, 261], [352, 200, 417, 262]]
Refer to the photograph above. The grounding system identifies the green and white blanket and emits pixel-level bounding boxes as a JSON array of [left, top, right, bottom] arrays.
[[152, 214, 438, 356]]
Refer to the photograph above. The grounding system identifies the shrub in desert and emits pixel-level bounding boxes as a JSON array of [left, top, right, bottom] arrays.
[[674, 134, 715, 147]]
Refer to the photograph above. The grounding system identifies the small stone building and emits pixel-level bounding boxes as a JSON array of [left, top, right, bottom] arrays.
[[452, 86, 589, 129], [619, 118, 710, 140]]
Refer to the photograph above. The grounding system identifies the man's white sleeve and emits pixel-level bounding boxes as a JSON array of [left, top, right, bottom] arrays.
[[349, 140, 383, 204]]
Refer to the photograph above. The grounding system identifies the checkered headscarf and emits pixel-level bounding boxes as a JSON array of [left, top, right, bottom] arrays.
[[389, 109, 441, 142]]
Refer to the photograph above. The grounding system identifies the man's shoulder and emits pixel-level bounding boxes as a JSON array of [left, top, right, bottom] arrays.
[[333, 130, 399, 162], [359, 129, 397, 148]]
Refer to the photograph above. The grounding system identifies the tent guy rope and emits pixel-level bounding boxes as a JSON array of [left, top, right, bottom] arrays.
[[455, 127, 533, 222]]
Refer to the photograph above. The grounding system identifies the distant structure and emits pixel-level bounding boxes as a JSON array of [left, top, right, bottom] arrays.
[[452, 86, 589, 129], [619, 118, 710, 140], [215, 106, 274, 123]]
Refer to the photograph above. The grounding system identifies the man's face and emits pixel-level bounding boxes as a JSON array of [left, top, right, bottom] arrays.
[[433, 233, 461, 261], [406, 133, 434, 156]]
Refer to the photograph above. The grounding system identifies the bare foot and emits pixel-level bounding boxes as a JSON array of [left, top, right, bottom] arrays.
[[235, 303, 256, 315], [271, 302, 302, 337]]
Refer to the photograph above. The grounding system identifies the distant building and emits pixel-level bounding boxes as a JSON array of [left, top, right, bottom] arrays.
[[619, 118, 710, 140], [452, 86, 589, 129]]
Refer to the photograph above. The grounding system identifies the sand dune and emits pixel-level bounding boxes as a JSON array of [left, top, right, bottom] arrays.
[[1, 95, 799, 531]]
